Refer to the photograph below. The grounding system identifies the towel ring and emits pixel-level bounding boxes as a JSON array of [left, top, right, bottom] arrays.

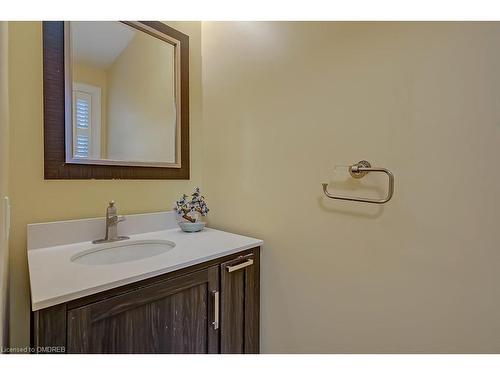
[[322, 160, 394, 204]]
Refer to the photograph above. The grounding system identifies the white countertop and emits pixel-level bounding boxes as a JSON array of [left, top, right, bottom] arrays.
[[28, 218, 262, 311]]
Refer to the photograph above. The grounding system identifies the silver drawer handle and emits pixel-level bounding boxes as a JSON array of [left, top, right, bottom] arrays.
[[226, 259, 254, 273], [212, 291, 219, 330]]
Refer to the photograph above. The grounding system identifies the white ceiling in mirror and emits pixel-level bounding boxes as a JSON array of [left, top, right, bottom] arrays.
[[70, 22, 136, 70]]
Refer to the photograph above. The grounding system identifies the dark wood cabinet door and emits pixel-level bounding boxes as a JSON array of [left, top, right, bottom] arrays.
[[67, 266, 219, 354], [220, 251, 260, 354]]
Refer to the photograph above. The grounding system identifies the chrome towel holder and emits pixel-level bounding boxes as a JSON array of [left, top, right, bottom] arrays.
[[322, 160, 394, 204]]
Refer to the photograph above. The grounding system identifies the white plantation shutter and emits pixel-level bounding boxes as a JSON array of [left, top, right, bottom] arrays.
[[74, 92, 91, 158], [72, 83, 101, 159]]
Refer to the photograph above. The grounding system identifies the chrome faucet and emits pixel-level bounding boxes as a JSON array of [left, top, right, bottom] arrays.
[[93, 201, 130, 244]]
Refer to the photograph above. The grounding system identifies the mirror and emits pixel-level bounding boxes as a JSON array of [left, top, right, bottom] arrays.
[[43, 21, 189, 179], [66, 21, 181, 167]]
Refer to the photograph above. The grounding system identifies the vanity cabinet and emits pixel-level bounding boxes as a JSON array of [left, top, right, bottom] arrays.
[[32, 247, 260, 354]]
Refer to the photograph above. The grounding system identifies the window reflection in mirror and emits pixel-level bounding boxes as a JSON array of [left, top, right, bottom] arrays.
[[69, 21, 178, 166]]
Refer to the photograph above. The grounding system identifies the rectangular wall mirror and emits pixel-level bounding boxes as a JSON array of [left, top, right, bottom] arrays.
[[43, 21, 189, 179]]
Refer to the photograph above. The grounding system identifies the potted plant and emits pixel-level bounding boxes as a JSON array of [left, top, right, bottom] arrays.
[[174, 187, 209, 232]]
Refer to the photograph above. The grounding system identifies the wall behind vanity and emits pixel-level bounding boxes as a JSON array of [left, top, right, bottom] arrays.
[[201, 22, 500, 353], [7, 21, 202, 348], [0, 22, 10, 350]]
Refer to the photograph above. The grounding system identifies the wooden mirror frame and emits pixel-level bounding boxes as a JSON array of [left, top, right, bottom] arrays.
[[43, 21, 190, 179]]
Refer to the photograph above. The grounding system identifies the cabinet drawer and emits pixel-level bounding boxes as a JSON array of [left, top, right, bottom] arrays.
[[220, 251, 260, 353]]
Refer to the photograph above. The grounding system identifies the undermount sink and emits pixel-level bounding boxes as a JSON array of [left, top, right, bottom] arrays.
[[71, 239, 176, 265]]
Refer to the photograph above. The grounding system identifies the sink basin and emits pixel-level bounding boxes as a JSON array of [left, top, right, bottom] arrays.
[[71, 239, 175, 265]]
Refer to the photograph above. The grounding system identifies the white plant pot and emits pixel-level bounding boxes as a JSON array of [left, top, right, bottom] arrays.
[[178, 221, 206, 232]]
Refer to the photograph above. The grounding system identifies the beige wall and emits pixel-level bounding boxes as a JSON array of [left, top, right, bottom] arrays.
[[107, 32, 176, 162], [73, 63, 108, 157], [201, 22, 500, 353], [0, 22, 10, 350], [7, 21, 202, 348]]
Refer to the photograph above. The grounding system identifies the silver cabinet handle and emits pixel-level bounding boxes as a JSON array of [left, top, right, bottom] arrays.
[[226, 259, 254, 273], [212, 291, 219, 330]]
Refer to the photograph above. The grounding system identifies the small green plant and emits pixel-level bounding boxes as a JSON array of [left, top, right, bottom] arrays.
[[174, 187, 209, 223]]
